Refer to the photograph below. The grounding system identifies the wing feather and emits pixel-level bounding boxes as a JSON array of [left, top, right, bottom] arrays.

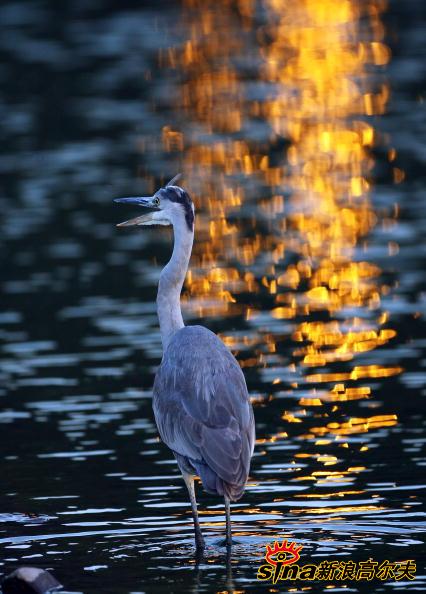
[[152, 326, 255, 497]]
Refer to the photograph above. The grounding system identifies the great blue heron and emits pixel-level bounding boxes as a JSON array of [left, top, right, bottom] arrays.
[[115, 175, 255, 550]]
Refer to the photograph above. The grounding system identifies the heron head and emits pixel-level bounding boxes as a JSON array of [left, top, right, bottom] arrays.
[[114, 174, 194, 232]]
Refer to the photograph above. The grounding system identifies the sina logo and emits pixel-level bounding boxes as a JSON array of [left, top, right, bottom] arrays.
[[265, 539, 303, 567], [258, 539, 309, 584]]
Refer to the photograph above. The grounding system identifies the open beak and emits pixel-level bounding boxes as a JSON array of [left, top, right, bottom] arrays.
[[114, 196, 159, 227]]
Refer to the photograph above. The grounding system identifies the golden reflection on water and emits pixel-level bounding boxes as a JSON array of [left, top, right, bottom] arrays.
[[159, 0, 402, 496]]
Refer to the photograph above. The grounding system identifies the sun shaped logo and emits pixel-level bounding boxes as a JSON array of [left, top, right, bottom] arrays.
[[265, 539, 303, 567]]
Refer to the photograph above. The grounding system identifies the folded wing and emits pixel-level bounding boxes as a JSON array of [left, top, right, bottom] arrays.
[[153, 326, 255, 500]]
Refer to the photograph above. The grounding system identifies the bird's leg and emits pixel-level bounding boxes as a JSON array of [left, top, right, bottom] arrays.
[[225, 543, 234, 592], [183, 472, 205, 551], [224, 495, 232, 547]]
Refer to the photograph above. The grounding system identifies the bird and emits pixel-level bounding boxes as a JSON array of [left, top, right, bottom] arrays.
[[115, 174, 255, 550]]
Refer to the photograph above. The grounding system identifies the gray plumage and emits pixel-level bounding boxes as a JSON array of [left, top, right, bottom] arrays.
[[153, 325, 255, 502], [115, 177, 255, 549]]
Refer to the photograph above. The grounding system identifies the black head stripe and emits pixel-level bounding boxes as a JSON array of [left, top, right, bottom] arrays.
[[159, 186, 194, 231]]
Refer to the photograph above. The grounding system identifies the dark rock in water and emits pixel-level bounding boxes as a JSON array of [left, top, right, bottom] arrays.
[[1, 567, 62, 594]]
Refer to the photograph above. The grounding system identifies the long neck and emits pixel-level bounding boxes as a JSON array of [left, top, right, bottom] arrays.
[[157, 218, 193, 351]]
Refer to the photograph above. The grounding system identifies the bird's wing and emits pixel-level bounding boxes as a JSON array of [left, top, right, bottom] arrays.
[[152, 326, 255, 486]]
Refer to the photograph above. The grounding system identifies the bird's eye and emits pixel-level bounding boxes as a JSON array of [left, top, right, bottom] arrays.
[[152, 197, 160, 206]]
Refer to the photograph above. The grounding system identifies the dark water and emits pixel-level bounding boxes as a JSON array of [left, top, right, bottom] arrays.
[[0, 0, 425, 592]]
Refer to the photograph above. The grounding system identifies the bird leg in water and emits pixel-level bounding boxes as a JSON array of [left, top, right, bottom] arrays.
[[224, 495, 232, 546], [183, 473, 205, 550]]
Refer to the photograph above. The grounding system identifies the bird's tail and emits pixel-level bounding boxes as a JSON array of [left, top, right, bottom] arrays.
[[223, 481, 246, 502], [194, 461, 246, 502]]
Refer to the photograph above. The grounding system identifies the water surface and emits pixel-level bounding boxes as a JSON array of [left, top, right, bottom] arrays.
[[0, 0, 425, 592]]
